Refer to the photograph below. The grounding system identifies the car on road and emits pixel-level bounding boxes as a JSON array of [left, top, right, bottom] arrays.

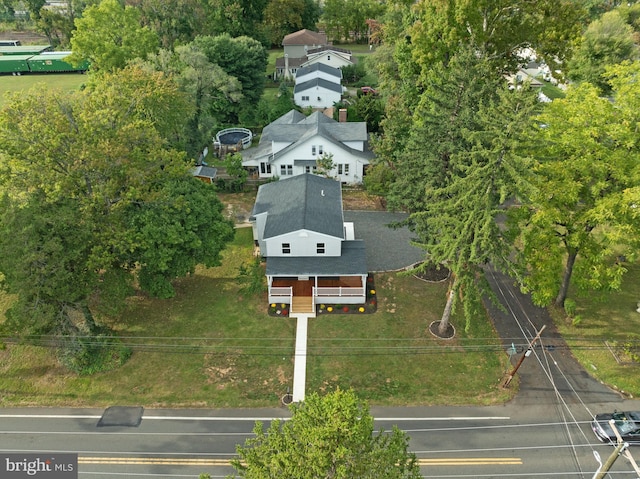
[[360, 86, 378, 95], [592, 410, 640, 445]]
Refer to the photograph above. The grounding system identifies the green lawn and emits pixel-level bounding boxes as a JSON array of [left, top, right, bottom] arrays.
[[553, 262, 640, 397], [0, 226, 512, 408], [0, 73, 87, 108]]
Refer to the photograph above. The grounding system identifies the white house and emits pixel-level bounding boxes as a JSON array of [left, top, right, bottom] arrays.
[[303, 46, 355, 70], [294, 78, 343, 109], [275, 29, 355, 79], [250, 173, 367, 314], [241, 110, 373, 185], [294, 63, 344, 109]]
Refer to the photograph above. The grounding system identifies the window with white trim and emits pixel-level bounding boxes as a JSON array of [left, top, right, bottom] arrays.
[[280, 164, 293, 176], [302, 95, 309, 101], [312, 145, 316, 155], [317, 243, 325, 254], [282, 243, 291, 254]]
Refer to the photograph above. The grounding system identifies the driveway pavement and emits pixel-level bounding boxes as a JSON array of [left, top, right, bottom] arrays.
[[484, 265, 623, 406], [344, 211, 424, 272]]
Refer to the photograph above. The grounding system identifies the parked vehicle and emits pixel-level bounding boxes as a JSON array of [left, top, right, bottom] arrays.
[[360, 86, 378, 95], [0, 40, 21, 46], [592, 410, 640, 445]]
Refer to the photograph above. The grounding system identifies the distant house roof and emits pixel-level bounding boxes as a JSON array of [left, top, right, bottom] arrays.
[[294, 77, 343, 95], [296, 62, 342, 80], [275, 56, 306, 69], [191, 165, 217, 180], [266, 240, 367, 276], [251, 173, 344, 239], [282, 29, 327, 46], [306, 45, 352, 56], [242, 110, 373, 164]]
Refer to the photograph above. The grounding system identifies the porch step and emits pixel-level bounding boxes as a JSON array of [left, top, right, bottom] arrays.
[[291, 296, 314, 314]]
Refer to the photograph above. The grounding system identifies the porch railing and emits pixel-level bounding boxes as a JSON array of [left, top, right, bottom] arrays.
[[269, 286, 293, 306], [313, 287, 365, 297]]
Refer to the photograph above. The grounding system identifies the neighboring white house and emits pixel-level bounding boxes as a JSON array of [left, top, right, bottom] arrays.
[[275, 29, 355, 79], [250, 173, 367, 313], [294, 63, 344, 109], [303, 46, 355, 70], [294, 78, 343, 109], [241, 109, 373, 185]]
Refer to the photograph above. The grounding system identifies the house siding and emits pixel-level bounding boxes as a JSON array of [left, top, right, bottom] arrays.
[[264, 230, 342, 257], [294, 85, 342, 109]]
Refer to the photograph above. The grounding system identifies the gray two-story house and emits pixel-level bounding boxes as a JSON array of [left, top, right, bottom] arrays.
[[250, 174, 367, 315]]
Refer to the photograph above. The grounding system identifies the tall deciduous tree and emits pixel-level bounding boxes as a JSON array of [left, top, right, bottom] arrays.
[[136, 0, 208, 49], [0, 67, 234, 344], [509, 75, 640, 309], [567, 9, 638, 94], [68, 0, 159, 71], [231, 389, 421, 479], [192, 34, 268, 120]]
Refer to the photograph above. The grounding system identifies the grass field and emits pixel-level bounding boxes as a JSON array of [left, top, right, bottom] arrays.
[[0, 73, 87, 108], [553, 263, 640, 397], [0, 225, 513, 408]]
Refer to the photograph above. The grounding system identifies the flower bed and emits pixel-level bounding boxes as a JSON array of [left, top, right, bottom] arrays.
[[269, 303, 290, 317], [317, 274, 377, 315]]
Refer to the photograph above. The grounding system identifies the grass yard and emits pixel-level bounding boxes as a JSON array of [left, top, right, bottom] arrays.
[[0, 224, 512, 408], [552, 263, 640, 397], [0, 73, 87, 108]]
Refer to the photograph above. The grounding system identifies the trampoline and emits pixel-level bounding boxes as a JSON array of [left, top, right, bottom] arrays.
[[215, 127, 253, 150]]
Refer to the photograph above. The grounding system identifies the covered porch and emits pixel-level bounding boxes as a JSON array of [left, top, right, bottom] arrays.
[[266, 241, 368, 314]]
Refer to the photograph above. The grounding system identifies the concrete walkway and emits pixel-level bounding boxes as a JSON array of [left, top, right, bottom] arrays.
[[292, 314, 310, 402]]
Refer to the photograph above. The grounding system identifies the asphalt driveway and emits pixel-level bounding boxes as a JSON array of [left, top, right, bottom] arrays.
[[343, 211, 425, 272]]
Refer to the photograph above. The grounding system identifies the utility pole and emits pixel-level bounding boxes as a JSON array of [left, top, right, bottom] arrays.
[[502, 325, 546, 388], [592, 419, 628, 479]]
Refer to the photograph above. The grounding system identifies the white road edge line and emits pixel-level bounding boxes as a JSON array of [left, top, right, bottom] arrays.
[[0, 414, 510, 421]]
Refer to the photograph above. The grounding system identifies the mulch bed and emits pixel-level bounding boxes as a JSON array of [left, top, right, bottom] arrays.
[[413, 263, 451, 283]]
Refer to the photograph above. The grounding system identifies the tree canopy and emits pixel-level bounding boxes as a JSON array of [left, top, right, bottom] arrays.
[[567, 9, 639, 93], [508, 68, 640, 308], [231, 389, 421, 479], [0, 66, 234, 341], [68, 0, 159, 71]]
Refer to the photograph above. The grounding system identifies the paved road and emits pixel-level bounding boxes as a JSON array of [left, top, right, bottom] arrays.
[[1, 401, 640, 478]]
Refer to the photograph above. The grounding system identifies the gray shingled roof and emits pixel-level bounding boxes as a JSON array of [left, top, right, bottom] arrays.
[[191, 165, 217, 179], [266, 240, 366, 276], [275, 56, 306, 68], [294, 77, 343, 94], [306, 45, 352, 56], [252, 174, 344, 239], [242, 110, 372, 164], [295, 62, 342, 79]]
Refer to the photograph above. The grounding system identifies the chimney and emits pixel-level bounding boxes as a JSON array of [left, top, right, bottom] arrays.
[[284, 54, 289, 80], [339, 108, 347, 122]]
